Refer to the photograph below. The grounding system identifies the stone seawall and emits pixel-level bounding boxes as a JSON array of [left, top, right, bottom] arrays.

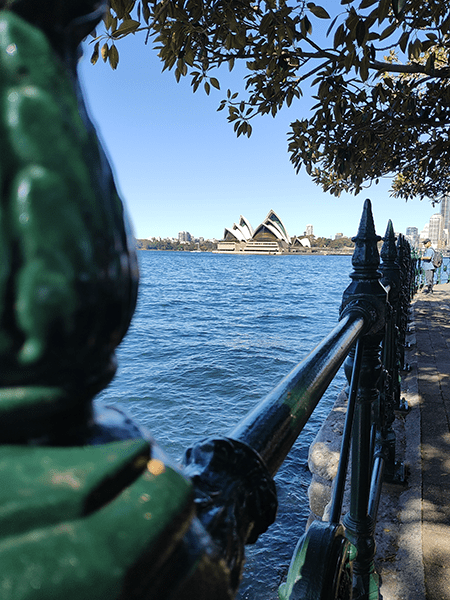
[[307, 389, 349, 526]]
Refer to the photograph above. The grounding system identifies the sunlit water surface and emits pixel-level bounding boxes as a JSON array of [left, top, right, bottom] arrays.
[[95, 251, 353, 599]]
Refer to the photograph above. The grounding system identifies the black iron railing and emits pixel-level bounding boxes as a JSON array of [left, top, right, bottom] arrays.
[[184, 199, 414, 600]]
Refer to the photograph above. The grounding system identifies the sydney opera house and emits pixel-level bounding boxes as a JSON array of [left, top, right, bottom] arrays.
[[215, 210, 309, 254]]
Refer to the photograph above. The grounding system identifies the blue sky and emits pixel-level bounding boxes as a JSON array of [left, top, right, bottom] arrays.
[[78, 30, 436, 241]]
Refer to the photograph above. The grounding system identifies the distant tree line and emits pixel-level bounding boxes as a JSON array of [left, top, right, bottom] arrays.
[[136, 236, 354, 251], [310, 236, 355, 249], [136, 239, 218, 252]]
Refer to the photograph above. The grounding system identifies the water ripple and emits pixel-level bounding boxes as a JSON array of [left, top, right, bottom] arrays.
[[95, 251, 353, 599]]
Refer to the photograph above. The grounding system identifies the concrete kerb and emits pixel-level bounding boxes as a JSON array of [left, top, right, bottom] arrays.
[[306, 300, 425, 599]]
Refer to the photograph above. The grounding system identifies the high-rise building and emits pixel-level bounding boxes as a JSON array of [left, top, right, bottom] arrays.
[[419, 223, 430, 241], [405, 227, 419, 249], [440, 195, 450, 247], [441, 194, 450, 231], [305, 224, 314, 237], [178, 231, 192, 243], [429, 214, 443, 247]]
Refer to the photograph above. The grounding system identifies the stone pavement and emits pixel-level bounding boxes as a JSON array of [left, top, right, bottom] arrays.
[[414, 283, 450, 600], [377, 282, 450, 600]]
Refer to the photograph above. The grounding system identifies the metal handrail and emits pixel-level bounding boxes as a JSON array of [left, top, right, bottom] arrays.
[[229, 312, 364, 476]]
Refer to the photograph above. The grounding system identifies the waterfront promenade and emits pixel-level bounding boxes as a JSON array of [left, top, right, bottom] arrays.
[[376, 282, 450, 600]]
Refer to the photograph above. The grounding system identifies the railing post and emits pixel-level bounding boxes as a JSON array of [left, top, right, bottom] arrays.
[[378, 221, 405, 483], [395, 236, 412, 406], [340, 200, 387, 600], [411, 248, 420, 296]]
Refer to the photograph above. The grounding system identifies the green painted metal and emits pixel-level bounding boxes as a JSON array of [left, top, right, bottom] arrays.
[[278, 521, 353, 600], [0, 8, 138, 441], [0, 440, 194, 599]]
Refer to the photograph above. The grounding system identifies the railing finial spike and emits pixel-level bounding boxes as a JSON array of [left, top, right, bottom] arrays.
[[350, 198, 381, 278], [380, 220, 397, 266], [354, 198, 377, 239]]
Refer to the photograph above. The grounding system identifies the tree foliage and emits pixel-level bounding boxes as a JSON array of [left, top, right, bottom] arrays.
[[136, 238, 218, 251], [92, 0, 450, 201]]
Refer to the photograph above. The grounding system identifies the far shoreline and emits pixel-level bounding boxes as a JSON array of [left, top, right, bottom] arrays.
[[136, 248, 354, 256]]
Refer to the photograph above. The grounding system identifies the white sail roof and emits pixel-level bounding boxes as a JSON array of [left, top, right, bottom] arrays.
[[252, 210, 290, 244], [238, 215, 254, 239], [222, 216, 254, 241]]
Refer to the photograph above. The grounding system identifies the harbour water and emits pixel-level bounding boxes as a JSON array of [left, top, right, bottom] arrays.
[[94, 250, 353, 599]]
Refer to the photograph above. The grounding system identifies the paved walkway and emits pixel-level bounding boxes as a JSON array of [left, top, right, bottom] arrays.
[[376, 283, 450, 600], [415, 283, 450, 600]]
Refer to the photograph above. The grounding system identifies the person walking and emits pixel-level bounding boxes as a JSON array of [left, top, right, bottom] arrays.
[[422, 239, 435, 294]]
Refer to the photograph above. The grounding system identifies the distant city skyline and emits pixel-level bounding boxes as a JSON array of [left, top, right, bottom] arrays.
[[138, 217, 431, 242], [139, 211, 432, 243]]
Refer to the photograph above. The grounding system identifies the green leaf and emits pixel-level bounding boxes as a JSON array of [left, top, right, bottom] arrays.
[[307, 4, 331, 19], [399, 31, 410, 52], [377, 0, 391, 23], [326, 15, 339, 37], [109, 45, 119, 69], [334, 23, 346, 48], [101, 43, 109, 62], [103, 10, 113, 30], [359, 56, 369, 81], [301, 15, 312, 36], [356, 19, 367, 45], [90, 41, 99, 65], [210, 77, 220, 90], [112, 19, 140, 37], [143, 3, 150, 23], [408, 39, 422, 60], [379, 22, 397, 41]]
